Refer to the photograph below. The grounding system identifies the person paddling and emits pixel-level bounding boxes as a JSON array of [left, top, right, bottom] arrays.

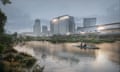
[[80, 42, 82, 48], [83, 43, 87, 49]]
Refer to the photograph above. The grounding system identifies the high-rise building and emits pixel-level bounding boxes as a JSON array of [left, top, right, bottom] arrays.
[[33, 19, 41, 36], [83, 18, 96, 27], [50, 15, 75, 35], [42, 25, 48, 34], [50, 18, 59, 35], [69, 16, 75, 33]]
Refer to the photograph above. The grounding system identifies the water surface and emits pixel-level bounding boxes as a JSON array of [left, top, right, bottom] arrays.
[[15, 41, 120, 72]]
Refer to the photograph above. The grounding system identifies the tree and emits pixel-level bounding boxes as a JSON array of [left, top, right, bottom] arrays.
[[0, 9, 7, 33], [1, 0, 11, 5], [0, 0, 11, 33], [0, 0, 12, 53]]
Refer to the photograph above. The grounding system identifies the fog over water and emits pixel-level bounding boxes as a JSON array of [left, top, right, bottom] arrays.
[[14, 41, 120, 72]]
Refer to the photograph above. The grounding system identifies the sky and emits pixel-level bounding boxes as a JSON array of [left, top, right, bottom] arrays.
[[0, 0, 120, 33]]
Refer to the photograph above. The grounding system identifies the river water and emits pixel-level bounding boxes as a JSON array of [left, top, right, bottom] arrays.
[[14, 41, 120, 72]]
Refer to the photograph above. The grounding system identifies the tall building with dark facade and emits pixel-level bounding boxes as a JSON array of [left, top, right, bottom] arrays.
[[83, 18, 96, 27], [33, 19, 41, 36], [42, 25, 48, 34], [50, 15, 75, 35]]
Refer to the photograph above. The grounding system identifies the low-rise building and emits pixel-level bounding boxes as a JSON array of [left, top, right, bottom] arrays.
[[76, 23, 120, 35]]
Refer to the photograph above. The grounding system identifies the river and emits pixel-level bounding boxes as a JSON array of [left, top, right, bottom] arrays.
[[14, 41, 120, 72]]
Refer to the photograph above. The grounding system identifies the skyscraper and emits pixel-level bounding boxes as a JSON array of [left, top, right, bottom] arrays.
[[33, 19, 41, 36], [50, 18, 59, 35], [68, 16, 75, 33], [42, 25, 48, 34], [50, 15, 75, 35], [83, 18, 96, 27]]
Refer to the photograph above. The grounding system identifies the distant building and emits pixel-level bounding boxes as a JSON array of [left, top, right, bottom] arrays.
[[33, 19, 41, 36], [77, 26, 83, 31], [42, 25, 48, 34], [83, 18, 96, 27], [20, 32, 35, 37], [76, 22, 120, 35], [50, 15, 75, 35]]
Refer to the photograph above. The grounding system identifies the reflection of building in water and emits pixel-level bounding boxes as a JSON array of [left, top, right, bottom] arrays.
[[96, 42, 120, 64], [76, 23, 120, 35], [32, 42, 96, 64], [16, 41, 120, 72]]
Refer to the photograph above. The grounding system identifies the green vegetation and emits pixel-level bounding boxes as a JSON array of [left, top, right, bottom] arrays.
[[0, 0, 42, 72], [1, 49, 37, 72], [22, 34, 117, 44], [0, 0, 11, 5], [0, 44, 4, 53], [48, 35, 116, 43], [0, 0, 13, 54]]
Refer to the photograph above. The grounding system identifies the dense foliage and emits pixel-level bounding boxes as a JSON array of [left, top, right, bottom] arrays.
[[0, 1, 41, 72], [0, 9, 7, 33], [0, 8, 12, 53], [1, 0, 11, 5]]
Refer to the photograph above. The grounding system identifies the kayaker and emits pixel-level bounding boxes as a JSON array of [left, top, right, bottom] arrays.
[[83, 43, 87, 48]]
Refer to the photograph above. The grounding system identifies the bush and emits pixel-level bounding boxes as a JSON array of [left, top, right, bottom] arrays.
[[0, 34, 13, 47], [0, 44, 5, 53]]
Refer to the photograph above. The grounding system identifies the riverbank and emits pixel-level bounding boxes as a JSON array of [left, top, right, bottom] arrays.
[[23, 35, 119, 44], [0, 48, 37, 72], [47, 38, 116, 44]]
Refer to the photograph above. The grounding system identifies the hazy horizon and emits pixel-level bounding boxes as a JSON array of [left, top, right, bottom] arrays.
[[0, 0, 120, 33]]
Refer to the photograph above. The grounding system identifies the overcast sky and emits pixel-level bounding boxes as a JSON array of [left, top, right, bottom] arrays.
[[0, 0, 120, 33]]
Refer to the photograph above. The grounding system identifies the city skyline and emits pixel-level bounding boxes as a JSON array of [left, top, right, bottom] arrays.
[[0, 0, 120, 33]]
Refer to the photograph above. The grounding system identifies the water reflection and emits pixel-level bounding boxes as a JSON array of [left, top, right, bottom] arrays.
[[15, 41, 120, 72], [31, 42, 96, 64]]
